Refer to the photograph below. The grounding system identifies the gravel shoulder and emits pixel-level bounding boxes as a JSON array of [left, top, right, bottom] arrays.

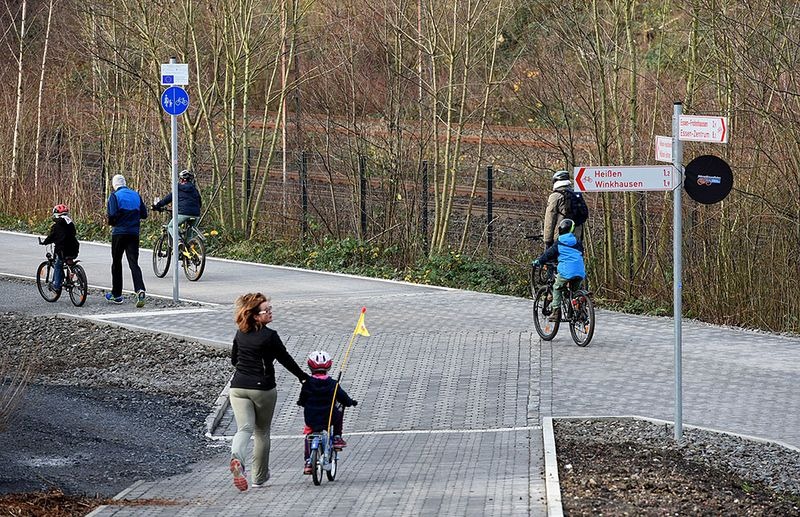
[[0, 282, 231, 497], [555, 419, 800, 516]]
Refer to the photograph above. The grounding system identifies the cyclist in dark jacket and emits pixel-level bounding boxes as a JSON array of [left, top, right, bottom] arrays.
[[152, 169, 202, 242], [228, 292, 308, 491], [298, 350, 357, 474], [42, 204, 80, 291], [106, 174, 147, 307]]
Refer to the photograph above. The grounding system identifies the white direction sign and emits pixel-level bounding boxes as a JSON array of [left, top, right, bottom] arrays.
[[161, 63, 189, 86], [655, 135, 672, 163], [574, 165, 676, 192], [679, 115, 729, 143]]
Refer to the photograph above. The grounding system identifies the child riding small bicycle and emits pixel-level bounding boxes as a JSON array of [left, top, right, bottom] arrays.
[[40, 204, 80, 293], [533, 218, 586, 322], [297, 350, 358, 475]]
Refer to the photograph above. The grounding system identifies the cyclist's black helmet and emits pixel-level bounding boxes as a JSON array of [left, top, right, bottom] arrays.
[[558, 218, 575, 235], [179, 169, 195, 182], [552, 170, 570, 182]]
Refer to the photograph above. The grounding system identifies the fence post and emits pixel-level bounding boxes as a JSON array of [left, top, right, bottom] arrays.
[[100, 140, 106, 201], [245, 147, 252, 206], [359, 154, 367, 238], [421, 160, 429, 254], [487, 165, 494, 254], [301, 150, 308, 237]]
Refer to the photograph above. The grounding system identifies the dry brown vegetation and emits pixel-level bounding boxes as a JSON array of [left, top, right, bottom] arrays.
[[0, 1, 797, 332]]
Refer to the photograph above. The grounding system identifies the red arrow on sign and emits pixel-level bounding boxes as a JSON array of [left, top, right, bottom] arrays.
[[575, 167, 586, 191], [720, 118, 726, 143]]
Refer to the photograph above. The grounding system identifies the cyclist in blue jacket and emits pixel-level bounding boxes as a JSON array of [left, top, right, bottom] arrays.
[[533, 218, 586, 322]]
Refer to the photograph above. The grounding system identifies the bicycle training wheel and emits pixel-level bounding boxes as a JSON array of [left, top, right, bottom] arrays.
[[152, 233, 171, 277], [68, 265, 88, 307], [182, 236, 206, 281], [533, 287, 559, 340], [311, 448, 323, 486], [569, 292, 595, 347], [36, 261, 61, 302], [326, 449, 338, 481]]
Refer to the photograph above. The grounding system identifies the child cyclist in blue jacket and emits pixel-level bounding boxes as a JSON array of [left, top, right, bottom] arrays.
[[297, 350, 358, 475], [533, 218, 586, 322]]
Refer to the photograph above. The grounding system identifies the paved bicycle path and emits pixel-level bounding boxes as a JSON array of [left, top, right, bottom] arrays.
[[2, 230, 799, 516]]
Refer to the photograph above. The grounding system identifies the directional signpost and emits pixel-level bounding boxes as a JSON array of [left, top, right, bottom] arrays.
[[574, 105, 731, 442], [160, 58, 190, 302], [679, 115, 728, 143], [655, 135, 673, 163], [573, 165, 676, 192], [672, 105, 730, 441]]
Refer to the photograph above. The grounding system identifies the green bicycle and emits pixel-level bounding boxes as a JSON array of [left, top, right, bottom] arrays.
[[151, 208, 206, 281]]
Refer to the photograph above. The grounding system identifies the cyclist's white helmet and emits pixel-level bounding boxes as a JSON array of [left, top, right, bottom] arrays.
[[552, 170, 570, 182], [307, 350, 333, 372], [179, 169, 195, 182]]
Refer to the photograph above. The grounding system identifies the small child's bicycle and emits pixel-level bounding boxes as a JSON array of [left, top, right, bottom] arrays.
[[307, 430, 338, 485], [36, 242, 88, 307]]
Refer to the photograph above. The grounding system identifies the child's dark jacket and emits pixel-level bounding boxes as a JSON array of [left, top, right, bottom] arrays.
[[297, 376, 355, 432], [43, 217, 80, 258]]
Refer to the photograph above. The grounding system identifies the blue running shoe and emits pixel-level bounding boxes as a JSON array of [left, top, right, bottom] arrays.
[[105, 293, 124, 304]]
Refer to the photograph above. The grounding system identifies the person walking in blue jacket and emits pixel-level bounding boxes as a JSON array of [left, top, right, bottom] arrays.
[[106, 174, 148, 307], [533, 218, 586, 322]]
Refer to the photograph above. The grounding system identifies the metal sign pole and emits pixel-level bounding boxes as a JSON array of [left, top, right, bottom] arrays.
[[170, 57, 180, 303], [672, 102, 684, 441]]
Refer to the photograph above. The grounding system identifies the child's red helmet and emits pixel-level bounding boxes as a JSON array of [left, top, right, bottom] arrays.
[[307, 350, 333, 372], [52, 204, 69, 219]]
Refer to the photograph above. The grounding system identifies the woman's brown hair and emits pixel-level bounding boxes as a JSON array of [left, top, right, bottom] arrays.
[[234, 292, 269, 333]]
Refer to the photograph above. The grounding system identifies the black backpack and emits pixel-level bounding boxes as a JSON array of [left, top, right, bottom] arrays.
[[561, 189, 589, 226]]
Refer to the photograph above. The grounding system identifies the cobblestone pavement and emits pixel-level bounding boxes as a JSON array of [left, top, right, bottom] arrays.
[[3, 231, 799, 516]]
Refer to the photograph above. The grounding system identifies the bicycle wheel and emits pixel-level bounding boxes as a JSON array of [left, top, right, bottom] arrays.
[[569, 292, 596, 347], [68, 265, 88, 307], [533, 287, 559, 340], [311, 448, 323, 486], [326, 449, 338, 481], [152, 232, 171, 277], [36, 261, 61, 302], [182, 235, 206, 281]]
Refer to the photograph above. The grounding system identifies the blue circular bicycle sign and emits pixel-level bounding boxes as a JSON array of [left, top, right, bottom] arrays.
[[161, 86, 189, 116]]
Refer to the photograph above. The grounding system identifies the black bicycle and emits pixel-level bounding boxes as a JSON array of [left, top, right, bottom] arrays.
[[531, 262, 595, 346], [36, 242, 88, 307], [151, 208, 206, 281]]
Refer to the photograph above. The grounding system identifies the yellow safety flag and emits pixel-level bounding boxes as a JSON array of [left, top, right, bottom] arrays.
[[327, 306, 370, 434], [354, 307, 370, 337]]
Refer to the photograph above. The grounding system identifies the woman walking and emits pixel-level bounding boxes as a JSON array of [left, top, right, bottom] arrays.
[[229, 293, 309, 491]]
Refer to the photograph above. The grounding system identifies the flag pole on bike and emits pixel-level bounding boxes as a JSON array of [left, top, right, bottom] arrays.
[[326, 307, 370, 435]]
